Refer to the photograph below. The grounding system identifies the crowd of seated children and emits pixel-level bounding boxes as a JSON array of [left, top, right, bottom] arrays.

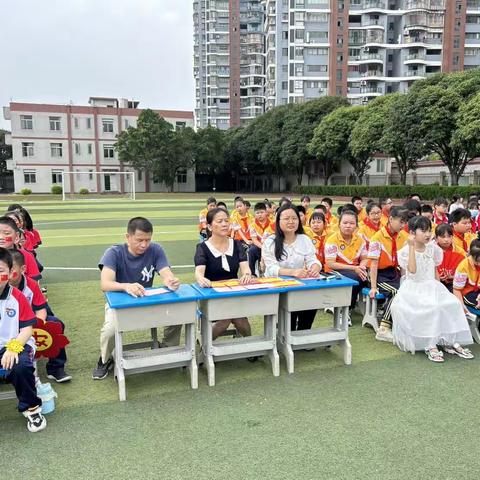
[[358, 202, 382, 247], [248, 202, 274, 275], [198, 197, 217, 241]]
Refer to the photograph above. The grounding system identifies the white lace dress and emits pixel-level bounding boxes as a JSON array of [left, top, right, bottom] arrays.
[[391, 242, 473, 353]]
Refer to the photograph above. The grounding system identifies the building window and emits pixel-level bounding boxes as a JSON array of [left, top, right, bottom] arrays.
[[51, 143, 63, 157], [175, 121, 186, 131], [49, 116, 61, 131], [74, 143, 81, 155], [376, 158, 386, 173], [87, 143, 93, 155], [89, 169, 93, 180], [177, 169, 187, 184], [24, 170, 36, 184], [138, 170, 143, 181], [74, 117, 79, 129], [20, 115, 33, 130], [102, 119, 114, 133], [86, 118, 92, 129], [21, 142, 34, 157], [103, 145, 115, 158], [51, 170, 63, 184], [124, 119, 129, 129]]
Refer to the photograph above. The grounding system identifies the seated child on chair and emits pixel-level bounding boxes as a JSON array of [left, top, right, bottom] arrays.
[[0, 247, 47, 432]]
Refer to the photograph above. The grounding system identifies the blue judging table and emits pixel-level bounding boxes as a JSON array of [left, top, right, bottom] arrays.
[[192, 283, 291, 386], [277, 276, 358, 373], [105, 285, 201, 401]]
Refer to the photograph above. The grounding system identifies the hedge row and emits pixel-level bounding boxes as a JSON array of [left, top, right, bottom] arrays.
[[293, 185, 480, 201]]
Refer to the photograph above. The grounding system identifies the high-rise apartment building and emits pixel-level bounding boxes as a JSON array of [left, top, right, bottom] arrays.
[[194, 0, 480, 128], [193, 0, 266, 129]]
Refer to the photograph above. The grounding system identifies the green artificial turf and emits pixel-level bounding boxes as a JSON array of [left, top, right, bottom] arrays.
[[0, 195, 479, 479]]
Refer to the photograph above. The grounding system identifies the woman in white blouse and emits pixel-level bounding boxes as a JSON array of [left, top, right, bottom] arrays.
[[262, 203, 321, 331]]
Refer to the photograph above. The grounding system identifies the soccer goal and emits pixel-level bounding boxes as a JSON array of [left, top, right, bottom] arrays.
[[61, 171, 136, 201]]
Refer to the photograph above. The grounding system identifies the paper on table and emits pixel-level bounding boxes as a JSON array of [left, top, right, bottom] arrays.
[[243, 283, 273, 290], [213, 287, 234, 293], [144, 288, 169, 296]]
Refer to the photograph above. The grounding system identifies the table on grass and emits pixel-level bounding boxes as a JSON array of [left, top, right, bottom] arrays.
[[278, 276, 358, 374], [105, 285, 201, 401], [193, 281, 288, 387]]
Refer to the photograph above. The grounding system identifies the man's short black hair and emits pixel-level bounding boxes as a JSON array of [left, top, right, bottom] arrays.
[[254, 202, 267, 212], [206, 197, 216, 205], [0, 216, 19, 232], [450, 208, 471, 223], [127, 217, 153, 235], [0, 247, 13, 270]]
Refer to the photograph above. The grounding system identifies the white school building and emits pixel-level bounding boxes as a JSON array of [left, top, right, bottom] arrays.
[[2, 97, 196, 194]]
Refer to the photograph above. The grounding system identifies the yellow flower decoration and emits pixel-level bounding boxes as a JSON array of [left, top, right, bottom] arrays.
[[5, 339, 24, 354]]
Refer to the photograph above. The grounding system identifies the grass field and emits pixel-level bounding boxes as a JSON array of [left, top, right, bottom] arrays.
[[1, 193, 479, 480]]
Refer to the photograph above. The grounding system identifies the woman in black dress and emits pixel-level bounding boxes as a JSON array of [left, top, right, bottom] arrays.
[[194, 207, 254, 339]]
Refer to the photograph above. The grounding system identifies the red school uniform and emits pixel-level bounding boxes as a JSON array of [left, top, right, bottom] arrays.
[[18, 248, 42, 281], [31, 229, 42, 248], [436, 246, 465, 286], [18, 274, 47, 312]]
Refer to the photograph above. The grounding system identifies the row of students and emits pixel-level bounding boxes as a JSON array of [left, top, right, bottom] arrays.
[[0, 205, 73, 433]]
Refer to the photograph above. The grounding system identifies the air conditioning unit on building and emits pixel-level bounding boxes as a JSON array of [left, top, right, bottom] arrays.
[[364, 46, 370, 52], [361, 80, 367, 86]]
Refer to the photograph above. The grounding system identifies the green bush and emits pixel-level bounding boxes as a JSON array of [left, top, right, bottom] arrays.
[[79, 188, 89, 195], [293, 185, 480, 201], [19, 188, 32, 195], [51, 185, 63, 194]]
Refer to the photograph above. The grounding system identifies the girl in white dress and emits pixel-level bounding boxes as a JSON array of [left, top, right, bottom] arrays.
[[391, 216, 474, 362]]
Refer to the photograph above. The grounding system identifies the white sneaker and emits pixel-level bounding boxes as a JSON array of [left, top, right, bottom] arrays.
[[375, 326, 393, 343], [23, 406, 47, 433], [324, 307, 334, 315]]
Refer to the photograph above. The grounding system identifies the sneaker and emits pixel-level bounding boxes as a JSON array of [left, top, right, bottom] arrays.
[[92, 357, 113, 380], [47, 370, 72, 383], [324, 307, 334, 315], [375, 326, 394, 343], [23, 406, 47, 433]]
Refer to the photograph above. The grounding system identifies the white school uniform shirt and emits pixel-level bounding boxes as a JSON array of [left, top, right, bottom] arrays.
[[262, 233, 321, 277]]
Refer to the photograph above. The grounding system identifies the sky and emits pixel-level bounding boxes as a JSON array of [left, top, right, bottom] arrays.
[[0, 0, 195, 130]]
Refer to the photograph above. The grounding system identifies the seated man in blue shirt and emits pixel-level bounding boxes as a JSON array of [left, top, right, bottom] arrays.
[[92, 217, 180, 380]]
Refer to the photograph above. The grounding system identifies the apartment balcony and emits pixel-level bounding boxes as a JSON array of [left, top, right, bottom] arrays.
[[404, 16, 444, 31], [349, 52, 383, 64], [360, 69, 384, 77], [467, 2, 480, 13], [363, 19, 385, 28], [405, 0, 445, 10], [362, 0, 386, 9], [360, 86, 383, 94], [404, 35, 443, 45], [405, 69, 426, 77]]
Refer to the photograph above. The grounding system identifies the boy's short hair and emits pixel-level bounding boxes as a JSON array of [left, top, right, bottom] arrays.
[[450, 208, 471, 223], [433, 197, 448, 207], [10, 249, 25, 267], [379, 197, 391, 206], [264, 199, 272, 208], [321, 197, 333, 207], [469, 239, 480, 261], [206, 197, 216, 205], [435, 223, 453, 237], [309, 212, 325, 224], [339, 203, 357, 216], [0, 216, 19, 232], [421, 204, 433, 214], [389, 206, 408, 221], [351, 196, 362, 203], [300, 195, 311, 202], [366, 202, 381, 214], [408, 215, 432, 232], [244, 200, 251, 208], [0, 247, 13, 270], [403, 199, 422, 215], [234, 196, 243, 203], [340, 209, 358, 225], [296, 205, 306, 215], [468, 201, 478, 210], [452, 194, 462, 202], [235, 197, 245, 205], [408, 193, 421, 201], [279, 196, 291, 206], [127, 217, 153, 235], [254, 202, 267, 212]]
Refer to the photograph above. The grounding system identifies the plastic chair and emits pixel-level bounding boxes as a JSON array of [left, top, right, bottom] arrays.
[[361, 287, 385, 333], [466, 306, 480, 344]]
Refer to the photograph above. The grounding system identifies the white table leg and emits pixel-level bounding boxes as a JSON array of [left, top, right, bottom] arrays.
[[203, 317, 215, 387], [264, 314, 280, 377], [281, 309, 295, 374], [342, 306, 352, 365], [114, 330, 127, 401], [185, 323, 198, 389]]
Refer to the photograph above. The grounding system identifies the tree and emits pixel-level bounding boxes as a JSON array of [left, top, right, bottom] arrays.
[[308, 106, 365, 185], [281, 96, 349, 185], [0, 130, 12, 175], [380, 93, 427, 185], [350, 96, 389, 181], [194, 125, 225, 175], [115, 109, 195, 192]]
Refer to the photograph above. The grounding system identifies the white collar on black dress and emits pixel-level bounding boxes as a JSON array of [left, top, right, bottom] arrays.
[[205, 238, 234, 272]]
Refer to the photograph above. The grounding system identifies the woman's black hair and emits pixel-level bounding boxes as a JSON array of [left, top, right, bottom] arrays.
[[309, 212, 325, 225], [435, 223, 453, 237], [469, 239, 480, 261], [407, 215, 432, 233], [273, 204, 304, 261], [296, 205, 306, 215], [7, 204, 33, 231], [206, 207, 228, 225]]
